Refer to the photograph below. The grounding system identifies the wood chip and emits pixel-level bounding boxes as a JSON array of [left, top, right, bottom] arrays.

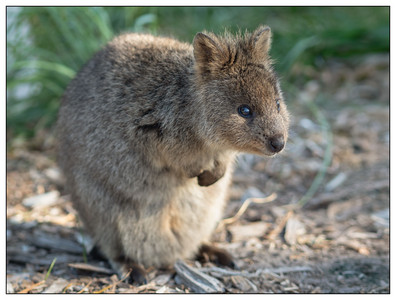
[[230, 275, 258, 292], [68, 263, 114, 275], [324, 172, 347, 192], [284, 217, 306, 245], [327, 198, 363, 221], [371, 208, 389, 228], [337, 238, 371, 256], [156, 285, 176, 293], [228, 222, 270, 242], [7, 281, 15, 293], [43, 278, 69, 293], [154, 273, 172, 285], [174, 260, 225, 293], [22, 191, 61, 209]]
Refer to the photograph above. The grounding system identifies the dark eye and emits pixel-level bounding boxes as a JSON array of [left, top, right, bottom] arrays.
[[238, 105, 253, 118], [276, 99, 280, 113]]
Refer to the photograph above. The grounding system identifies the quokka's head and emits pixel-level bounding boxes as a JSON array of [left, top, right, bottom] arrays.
[[193, 26, 290, 157]]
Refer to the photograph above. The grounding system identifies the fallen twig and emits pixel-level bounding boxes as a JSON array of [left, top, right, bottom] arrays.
[[18, 258, 58, 293], [336, 237, 370, 256], [133, 282, 158, 293], [77, 280, 93, 294], [62, 282, 74, 293], [93, 269, 131, 294], [266, 210, 293, 240], [218, 193, 277, 229], [68, 262, 114, 275], [18, 280, 46, 294]]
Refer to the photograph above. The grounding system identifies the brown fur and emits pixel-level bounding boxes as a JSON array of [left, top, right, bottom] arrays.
[[57, 26, 289, 280]]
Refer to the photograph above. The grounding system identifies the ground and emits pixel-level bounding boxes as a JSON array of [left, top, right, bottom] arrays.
[[6, 53, 389, 293]]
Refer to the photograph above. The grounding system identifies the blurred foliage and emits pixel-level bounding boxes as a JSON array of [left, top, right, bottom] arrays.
[[6, 6, 389, 141]]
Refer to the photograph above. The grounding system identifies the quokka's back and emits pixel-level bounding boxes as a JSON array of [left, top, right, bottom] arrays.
[[57, 26, 289, 284]]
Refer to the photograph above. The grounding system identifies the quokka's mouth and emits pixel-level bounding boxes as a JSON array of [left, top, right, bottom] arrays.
[[253, 136, 286, 157], [257, 142, 287, 157], [246, 146, 278, 157], [261, 150, 279, 158]]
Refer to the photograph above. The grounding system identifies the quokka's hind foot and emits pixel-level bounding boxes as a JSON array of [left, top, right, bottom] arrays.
[[128, 263, 147, 285], [111, 256, 148, 285], [196, 244, 238, 269], [88, 245, 107, 261]]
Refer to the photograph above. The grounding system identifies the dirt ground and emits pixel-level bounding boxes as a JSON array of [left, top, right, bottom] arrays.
[[6, 53, 389, 293]]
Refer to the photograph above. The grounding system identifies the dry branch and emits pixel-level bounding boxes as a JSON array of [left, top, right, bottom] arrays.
[[18, 280, 46, 294], [174, 260, 225, 293], [218, 193, 277, 229]]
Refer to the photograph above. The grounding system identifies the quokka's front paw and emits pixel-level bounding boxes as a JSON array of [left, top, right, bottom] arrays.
[[197, 170, 221, 186], [197, 160, 226, 186]]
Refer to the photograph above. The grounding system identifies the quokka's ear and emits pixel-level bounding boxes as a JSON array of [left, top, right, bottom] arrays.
[[193, 32, 228, 75], [251, 26, 272, 60]]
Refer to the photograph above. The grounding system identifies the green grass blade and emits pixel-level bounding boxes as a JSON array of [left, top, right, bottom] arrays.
[[297, 100, 333, 207], [11, 60, 76, 79], [45, 257, 57, 281]]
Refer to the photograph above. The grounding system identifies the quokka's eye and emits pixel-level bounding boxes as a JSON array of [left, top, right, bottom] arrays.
[[238, 105, 253, 118], [276, 99, 281, 113]]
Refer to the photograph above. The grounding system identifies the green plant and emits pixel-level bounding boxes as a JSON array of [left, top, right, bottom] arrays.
[[6, 6, 389, 141], [7, 7, 156, 140], [45, 257, 57, 281]]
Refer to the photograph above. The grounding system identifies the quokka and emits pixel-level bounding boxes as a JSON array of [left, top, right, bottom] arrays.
[[57, 25, 290, 284]]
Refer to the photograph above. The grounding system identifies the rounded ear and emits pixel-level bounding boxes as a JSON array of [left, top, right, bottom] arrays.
[[193, 32, 228, 75], [251, 26, 272, 60]]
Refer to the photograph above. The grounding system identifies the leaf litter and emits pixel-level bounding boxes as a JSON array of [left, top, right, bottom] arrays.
[[6, 54, 389, 293]]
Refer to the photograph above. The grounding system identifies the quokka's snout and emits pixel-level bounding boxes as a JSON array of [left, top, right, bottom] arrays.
[[267, 134, 285, 153]]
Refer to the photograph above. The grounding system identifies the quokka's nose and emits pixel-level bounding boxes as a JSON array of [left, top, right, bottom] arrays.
[[268, 135, 285, 153]]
